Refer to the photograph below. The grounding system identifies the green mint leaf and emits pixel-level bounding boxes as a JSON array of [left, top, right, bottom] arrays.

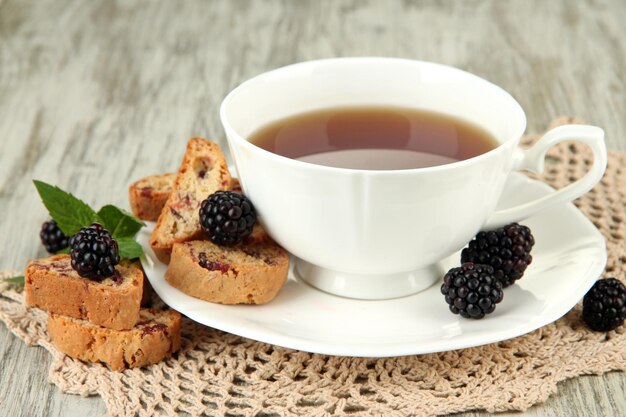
[[3, 275, 25, 285], [33, 180, 102, 236], [56, 247, 70, 254], [116, 237, 144, 260], [97, 205, 145, 238]]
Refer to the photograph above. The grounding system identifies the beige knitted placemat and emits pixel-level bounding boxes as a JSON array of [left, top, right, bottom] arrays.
[[1, 117, 625, 417]]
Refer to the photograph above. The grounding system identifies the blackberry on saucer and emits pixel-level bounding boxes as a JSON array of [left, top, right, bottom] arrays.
[[582, 278, 626, 332], [69, 223, 120, 281], [199, 191, 257, 246], [40, 220, 69, 254], [461, 223, 534, 288], [441, 263, 504, 319]]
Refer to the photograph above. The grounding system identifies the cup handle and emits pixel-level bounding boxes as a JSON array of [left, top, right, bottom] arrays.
[[484, 124, 607, 229]]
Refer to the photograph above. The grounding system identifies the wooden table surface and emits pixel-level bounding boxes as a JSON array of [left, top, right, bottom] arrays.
[[1, 0, 625, 416]]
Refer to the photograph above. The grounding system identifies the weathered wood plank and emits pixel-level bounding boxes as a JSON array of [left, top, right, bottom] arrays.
[[0, 0, 624, 416]]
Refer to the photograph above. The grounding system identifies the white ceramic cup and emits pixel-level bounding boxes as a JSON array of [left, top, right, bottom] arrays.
[[220, 58, 607, 300]]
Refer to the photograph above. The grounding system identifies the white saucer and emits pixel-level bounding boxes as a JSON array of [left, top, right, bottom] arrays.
[[139, 173, 606, 357]]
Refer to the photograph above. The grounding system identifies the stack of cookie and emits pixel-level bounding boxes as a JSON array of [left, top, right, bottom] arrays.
[[129, 138, 290, 305], [25, 256, 181, 370]]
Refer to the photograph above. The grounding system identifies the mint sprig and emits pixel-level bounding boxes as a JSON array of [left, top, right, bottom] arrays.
[[116, 237, 145, 260], [3, 275, 24, 285], [33, 180, 102, 236], [33, 180, 145, 259], [97, 205, 145, 239]]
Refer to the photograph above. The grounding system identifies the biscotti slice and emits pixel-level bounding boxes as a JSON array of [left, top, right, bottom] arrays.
[[128, 173, 176, 221], [129, 175, 241, 222], [150, 138, 231, 263], [48, 309, 181, 371], [25, 255, 143, 330], [165, 239, 290, 305]]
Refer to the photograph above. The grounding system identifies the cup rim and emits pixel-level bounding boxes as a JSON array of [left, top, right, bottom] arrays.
[[220, 57, 527, 174]]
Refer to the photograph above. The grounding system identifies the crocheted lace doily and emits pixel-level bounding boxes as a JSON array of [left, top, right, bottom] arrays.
[[1, 117, 624, 417]]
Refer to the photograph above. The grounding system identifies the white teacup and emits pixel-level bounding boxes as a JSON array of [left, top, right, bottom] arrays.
[[220, 58, 607, 300]]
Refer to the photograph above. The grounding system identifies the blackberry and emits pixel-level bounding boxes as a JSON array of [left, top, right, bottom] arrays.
[[461, 223, 534, 288], [199, 191, 256, 246], [40, 220, 69, 254], [69, 223, 120, 281], [582, 278, 626, 332], [441, 263, 504, 319]]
